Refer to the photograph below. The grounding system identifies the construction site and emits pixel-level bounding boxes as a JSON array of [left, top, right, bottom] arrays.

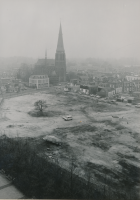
[[0, 89, 140, 198]]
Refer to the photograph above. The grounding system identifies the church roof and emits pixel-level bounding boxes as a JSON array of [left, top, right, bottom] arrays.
[[36, 59, 45, 65], [36, 59, 55, 66], [56, 23, 65, 52]]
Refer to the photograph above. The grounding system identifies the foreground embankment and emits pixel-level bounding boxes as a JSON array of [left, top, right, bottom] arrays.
[[0, 135, 139, 200]]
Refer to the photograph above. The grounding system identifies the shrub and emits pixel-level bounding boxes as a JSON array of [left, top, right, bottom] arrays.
[[28, 110, 62, 117]]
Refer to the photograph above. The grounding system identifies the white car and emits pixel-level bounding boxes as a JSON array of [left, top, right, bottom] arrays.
[[126, 103, 131, 106], [62, 115, 73, 121], [96, 95, 100, 98], [135, 105, 140, 108]]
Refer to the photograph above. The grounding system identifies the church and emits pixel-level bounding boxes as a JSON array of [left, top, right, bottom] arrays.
[[33, 24, 66, 84]]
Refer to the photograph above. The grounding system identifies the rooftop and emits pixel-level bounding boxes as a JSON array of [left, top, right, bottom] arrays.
[[30, 75, 48, 79]]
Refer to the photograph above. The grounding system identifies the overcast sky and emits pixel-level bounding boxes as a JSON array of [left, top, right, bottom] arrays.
[[0, 0, 140, 59]]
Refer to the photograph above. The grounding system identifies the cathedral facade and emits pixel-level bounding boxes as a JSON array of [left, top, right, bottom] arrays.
[[33, 24, 66, 83]]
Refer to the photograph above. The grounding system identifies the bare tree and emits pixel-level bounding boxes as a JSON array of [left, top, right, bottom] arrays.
[[34, 100, 47, 113]]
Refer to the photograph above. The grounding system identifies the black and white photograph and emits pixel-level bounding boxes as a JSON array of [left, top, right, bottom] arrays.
[[0, 0, 140, 199]]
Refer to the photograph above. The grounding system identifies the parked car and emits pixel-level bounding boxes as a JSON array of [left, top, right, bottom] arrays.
[[62, 115, 73, 121], [95, 95, 100, 98], [135, 105, 140, 108], [110, 100, 116, 102], [126, 103, 131, 106], [109, 100, 118, 105]]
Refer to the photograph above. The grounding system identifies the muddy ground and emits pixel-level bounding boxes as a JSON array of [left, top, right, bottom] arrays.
[[0, 89, 140, 196]]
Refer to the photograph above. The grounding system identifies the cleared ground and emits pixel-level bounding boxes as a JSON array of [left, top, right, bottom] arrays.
[[1, 90, 140, 195]]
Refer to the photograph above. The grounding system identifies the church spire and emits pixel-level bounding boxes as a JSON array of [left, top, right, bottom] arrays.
[[45, 49, 47, 66], [45, 49, 47, 59], [56, 23, 65, 52]]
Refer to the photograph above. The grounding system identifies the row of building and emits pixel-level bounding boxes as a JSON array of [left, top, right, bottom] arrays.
[[0, 77, 25, 93], [68, 73, 140, 99]]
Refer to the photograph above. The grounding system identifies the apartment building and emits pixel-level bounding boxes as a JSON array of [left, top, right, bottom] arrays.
[[29, 75, 49, 89], [123, 81, 135, 93]]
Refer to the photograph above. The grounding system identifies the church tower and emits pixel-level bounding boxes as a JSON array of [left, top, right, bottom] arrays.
[[45, 49, 47, 66], [55, 24, 66, 82]]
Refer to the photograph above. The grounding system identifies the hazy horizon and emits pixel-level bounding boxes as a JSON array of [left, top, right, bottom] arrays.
[[0, 0, 140, 59]]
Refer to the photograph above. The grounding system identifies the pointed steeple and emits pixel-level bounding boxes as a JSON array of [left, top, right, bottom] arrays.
[[56, 23, 65, 52], [45, 49, 47, 59], [45, 49, 47, 66]]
